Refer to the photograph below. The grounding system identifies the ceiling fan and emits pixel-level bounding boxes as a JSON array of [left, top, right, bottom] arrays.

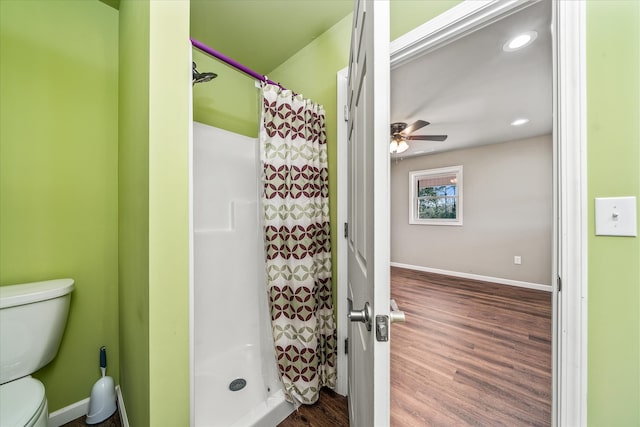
[[390, 120, 448, 154]]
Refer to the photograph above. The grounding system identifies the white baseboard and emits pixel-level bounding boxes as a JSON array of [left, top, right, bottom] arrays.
[[390, 262, 552, 292], [116, 385, 130, 427], [48, 397, 90, 427], [48, 385, 128, 427]]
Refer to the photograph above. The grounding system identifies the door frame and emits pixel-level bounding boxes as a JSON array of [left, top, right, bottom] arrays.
[[335, 1, 587, 425]]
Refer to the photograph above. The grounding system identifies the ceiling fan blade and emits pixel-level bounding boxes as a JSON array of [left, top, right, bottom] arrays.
[[407, 135, 448, 142], [400, 120, 429, 136]]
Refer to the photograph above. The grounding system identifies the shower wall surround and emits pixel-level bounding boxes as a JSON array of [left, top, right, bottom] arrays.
[[192, 121, 294, 426]]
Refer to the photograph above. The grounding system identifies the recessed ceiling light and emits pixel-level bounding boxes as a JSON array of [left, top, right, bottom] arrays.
[[511, 118, 530, 126], [503, 31, 538, 52]]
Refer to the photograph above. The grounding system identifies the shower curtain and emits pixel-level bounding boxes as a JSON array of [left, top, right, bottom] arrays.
[[260, 83, 337, 405]]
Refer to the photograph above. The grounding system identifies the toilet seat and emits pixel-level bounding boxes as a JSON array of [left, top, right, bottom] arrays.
[[0, 376, 47, 427]]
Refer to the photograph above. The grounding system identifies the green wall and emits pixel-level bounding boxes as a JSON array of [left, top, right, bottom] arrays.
[[0, 0, 119, 412], [147, 2, 191, 425], [587, 1, 640, 425], [119, 1, 191, 425], [192, 48, 260, 137], [118, 0, 150, 425]]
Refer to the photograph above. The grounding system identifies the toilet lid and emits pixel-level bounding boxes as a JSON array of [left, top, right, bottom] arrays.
[[0, 377, 46, 427]]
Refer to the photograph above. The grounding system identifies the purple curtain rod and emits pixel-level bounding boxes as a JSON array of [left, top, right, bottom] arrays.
[[190, 37, 286, 90]]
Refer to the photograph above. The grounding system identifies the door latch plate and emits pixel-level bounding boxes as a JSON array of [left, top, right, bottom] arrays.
[[376, 315, 389, 342]]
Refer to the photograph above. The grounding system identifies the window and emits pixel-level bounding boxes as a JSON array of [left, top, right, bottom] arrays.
[[409, 166, 463, 225]]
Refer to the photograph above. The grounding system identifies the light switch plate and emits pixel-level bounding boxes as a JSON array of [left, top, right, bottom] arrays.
[[595, 196, 637, 237]]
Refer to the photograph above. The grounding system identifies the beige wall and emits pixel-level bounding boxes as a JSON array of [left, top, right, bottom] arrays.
[[390, 135, 552, 285]]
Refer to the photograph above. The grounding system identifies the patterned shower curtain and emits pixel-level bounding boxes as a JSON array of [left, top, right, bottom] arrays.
[[260, 83, 337, 405]]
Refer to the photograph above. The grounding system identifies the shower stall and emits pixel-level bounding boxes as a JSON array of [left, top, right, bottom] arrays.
[[192, 121, 295, 426]]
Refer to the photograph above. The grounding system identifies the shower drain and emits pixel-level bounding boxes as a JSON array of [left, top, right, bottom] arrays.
[[229, 378, 247, 392]]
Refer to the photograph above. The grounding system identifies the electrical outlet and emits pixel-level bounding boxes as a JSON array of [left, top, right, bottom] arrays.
[[514, 256, 522, 265]]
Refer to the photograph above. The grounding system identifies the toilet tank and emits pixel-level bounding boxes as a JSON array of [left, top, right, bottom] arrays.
[[0, 279, 74, 385]]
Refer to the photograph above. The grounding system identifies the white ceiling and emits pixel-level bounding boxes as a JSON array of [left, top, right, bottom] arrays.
[[390, 1, 552, 159]]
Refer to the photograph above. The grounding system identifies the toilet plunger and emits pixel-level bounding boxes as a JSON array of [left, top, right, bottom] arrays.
[[86, 346, 117, 424]]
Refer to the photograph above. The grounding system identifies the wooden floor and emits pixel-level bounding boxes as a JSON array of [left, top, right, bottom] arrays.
[[278, 388, 349, 427], [279, 267, 552, 426], [61, 409, 122, 427], [390, 267, 552, 426]]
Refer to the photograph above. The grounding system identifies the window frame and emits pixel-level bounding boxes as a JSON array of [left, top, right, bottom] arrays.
[[409, 165, 463, 226]]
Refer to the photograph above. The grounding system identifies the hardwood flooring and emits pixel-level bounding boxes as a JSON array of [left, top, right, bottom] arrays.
[[61, 409, 122, 427], [390, 267, 552, 426], [279, 267, 551, 426], [278, 388, 349, 427]]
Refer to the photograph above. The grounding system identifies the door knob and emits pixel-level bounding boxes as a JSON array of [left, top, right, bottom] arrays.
[[348, 300, 372, 331]]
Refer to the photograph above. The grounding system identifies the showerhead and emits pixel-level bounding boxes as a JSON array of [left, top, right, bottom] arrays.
[[193, 71, 217, 84], [192, 62, 217, 85]]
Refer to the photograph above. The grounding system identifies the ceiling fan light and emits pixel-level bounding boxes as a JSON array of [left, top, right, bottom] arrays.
[[389, 140, 398, 153], [397, 141, 409, 153]]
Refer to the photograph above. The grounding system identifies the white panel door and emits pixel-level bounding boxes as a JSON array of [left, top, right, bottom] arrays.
[[346, 0, 390, 425]]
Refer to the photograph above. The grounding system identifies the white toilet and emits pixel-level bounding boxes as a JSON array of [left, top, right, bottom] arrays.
[[0, 278, 74, 427]]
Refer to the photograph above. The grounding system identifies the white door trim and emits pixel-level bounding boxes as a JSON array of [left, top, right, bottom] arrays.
[[335, 68, 349, 397], [555, 1, 588, 425], [335, 1, 587, 425]]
